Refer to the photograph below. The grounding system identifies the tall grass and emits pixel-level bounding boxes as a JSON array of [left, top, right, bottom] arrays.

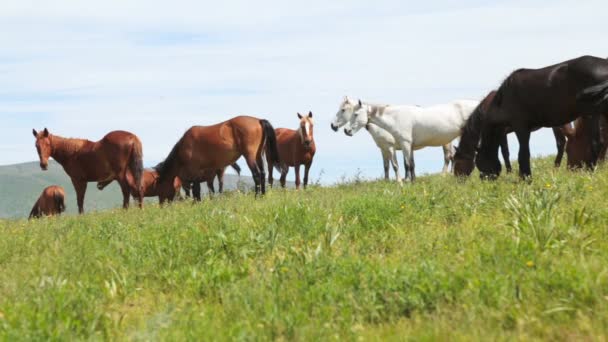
[[1, 157, 607, 340]]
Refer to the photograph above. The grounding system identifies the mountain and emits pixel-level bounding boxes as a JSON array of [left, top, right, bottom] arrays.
[[0, 161, 255, 219]]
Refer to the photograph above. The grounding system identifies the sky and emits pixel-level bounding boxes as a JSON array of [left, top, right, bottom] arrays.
[[1, 0, 607, 184]]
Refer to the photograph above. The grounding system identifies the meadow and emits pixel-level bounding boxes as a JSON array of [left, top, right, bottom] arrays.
[[1, 156, 607, 340]]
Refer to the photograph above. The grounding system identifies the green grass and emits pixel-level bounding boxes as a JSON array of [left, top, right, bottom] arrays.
[[1, 157, 608, 340]]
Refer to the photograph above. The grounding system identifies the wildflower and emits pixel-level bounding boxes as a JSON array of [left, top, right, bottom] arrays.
[[400, 204, 405, 209], [587, 186, 593, 191], [526, 260, 534, 268], [544, 183, 552, 189]]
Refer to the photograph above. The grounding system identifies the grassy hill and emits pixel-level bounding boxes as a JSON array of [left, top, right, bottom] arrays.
[[0, 161, 252, 219], [1, 157, 607, 340]]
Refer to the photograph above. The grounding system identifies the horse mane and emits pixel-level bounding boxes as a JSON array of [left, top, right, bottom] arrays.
[[156, 136, 184, 182], [51, 135, 89, 155], [493, 68, 525, 107], [455, 99, 487, 159]]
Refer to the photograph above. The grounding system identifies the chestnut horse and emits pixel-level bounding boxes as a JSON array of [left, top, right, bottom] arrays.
[[98, 166, 182, 204], [157, 116, 279, 197], [455, 90, 568, 175], [561, 115, 608, 169], [29, 185, 66, 219], [32, 128, 144, 213], [268, 112, 316, 189], [182, 163, 241, 201]]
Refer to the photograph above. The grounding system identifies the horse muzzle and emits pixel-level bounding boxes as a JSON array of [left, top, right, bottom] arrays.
[[330, 123, 338, 132], [344, 128, 353, 137], [40, 163, 48, 171]]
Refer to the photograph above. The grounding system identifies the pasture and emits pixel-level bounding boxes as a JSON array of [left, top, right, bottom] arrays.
[[1, 157, 607, 340]]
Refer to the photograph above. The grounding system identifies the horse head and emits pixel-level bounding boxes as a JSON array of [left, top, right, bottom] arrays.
[[453, 146, 476, 177], [331, 96, 356, 132], [344, 100, 370, 137], [297, 111, 314, 149], [32, 128, 51, 170]]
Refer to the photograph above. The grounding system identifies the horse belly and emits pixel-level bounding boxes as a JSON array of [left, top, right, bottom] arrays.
[[411, 121, 459, 148]]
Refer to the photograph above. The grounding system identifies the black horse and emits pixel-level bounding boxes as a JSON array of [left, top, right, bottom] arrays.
[[454, 55, 608, 179]]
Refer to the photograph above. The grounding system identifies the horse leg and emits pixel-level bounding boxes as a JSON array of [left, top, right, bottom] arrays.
[[206, 178, 215, 196], [514, 129, 532, 180], [303, 162, 312, 189], [410, 150, 416, 182], [71, 178, 87, 214], [257, 154, 267, 195], [441, 143, 451, 175], [381, 148, 390, 180], [400, 141, 413, 183], [245, 157, 262, 197], [500, 134, 512, 173], [192, 182, 202, 202], [390, 147, 401, 182], [280, 166, 288, 188], [552, 127, 566, 168], [118, 181, 130, 209], [587, 115, 602, 167], [294, 164, 301, 190]]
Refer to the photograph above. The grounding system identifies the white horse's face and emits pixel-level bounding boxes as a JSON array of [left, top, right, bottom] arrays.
[[344, 102, 369, 137], [331, 96, 356, 132]]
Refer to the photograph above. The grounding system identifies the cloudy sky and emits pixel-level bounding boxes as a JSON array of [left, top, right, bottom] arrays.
[[1, 0, 606, 183]]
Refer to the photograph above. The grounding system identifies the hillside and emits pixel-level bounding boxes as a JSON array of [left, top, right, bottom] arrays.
[[0, 161, 251, 219], [1, 157, 607, 340]]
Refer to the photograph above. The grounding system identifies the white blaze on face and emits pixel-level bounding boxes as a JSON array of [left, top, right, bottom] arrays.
[[304, 121, 311, 138]]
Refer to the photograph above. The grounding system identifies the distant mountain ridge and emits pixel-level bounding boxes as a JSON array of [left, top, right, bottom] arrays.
[[0, 161, 255, 219]]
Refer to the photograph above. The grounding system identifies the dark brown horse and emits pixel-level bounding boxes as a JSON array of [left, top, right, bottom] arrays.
[[156, 116, 279, 197], [182, 163, 241, 201], [455, 90, 568, 175], [32, 128, 144, 213], [454, 55, 608, 179], [29, 185, 66, 219], [268, 112, 316, 189], [560, 115, 608, 169]]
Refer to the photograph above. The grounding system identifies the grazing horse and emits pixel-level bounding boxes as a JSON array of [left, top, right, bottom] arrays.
[[32, 128, 144, 213], [29, 185, 66, 219], [98, 167, 182, 204], [345, 99, 479, 182], [268, 112, 316, 189], [454, 55, 608, 179], [156, 116, 279, 197], [182, 163, 241, 201], [455, 90, 568, 175], [332, 96, 454, 180], [560, 115, 608, 169]]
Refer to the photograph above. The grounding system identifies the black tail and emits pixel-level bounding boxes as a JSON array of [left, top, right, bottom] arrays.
[[54, 191, 66, 213], [28, 200, 40, 220], [157, 136, 184, 182], [260, 119, 280, 165], [230, 163, 241, 175], [129, 139, 144, 197], [579, 80, 608, 106]]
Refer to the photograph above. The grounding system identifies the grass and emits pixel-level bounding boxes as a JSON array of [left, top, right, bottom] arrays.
[[1, 156, 608, 340]]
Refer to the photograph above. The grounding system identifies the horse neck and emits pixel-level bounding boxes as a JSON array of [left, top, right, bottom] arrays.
[[457, 107, 484, 159], [50, 135, 91, 164]]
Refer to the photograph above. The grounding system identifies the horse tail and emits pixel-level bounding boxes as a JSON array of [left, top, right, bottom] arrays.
[[157, 136, 183, 182], [260, 119, 280, 165], [230, 163, 241, 175], [29, 199, 40, 220], [54, 189, 66, 213], [129, 138, 144, 196], [578, 80, 608, 107]]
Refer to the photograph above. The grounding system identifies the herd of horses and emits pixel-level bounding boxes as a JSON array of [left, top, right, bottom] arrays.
[[28, 55, 608, 219]]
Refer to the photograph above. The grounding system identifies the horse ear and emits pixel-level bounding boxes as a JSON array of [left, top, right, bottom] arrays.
[[297, 112, 303, 119], [32, 129, 38, 137], [43, 128, 49, 137], [308, 111, 313, 118], [357, 99, 362, 107], [344, 95, 349, 102]]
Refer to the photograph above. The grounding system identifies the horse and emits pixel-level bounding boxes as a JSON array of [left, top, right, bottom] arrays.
[[455, 90, 568, 176], [454, 55, 608, 180], [98, 166, 182, 204], [268, 112, 316, 189], [182, 163, 241, 201], [32, 128, 144, 213], [344, 99, 479, 182], [156, 116, 279, 197], [560, 115, 608, 169], [332, 96, 454, 181], [29, 185, 66, 219]]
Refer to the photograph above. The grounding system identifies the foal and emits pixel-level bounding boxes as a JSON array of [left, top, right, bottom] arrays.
[[29, 185, 66, 219], [561, 115, 608, 169], [268, 112, 316, 189]]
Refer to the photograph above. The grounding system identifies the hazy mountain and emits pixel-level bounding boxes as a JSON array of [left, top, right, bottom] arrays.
[[0, 161, 256, 219]]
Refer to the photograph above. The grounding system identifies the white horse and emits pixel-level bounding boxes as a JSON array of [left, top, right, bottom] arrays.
[[345, 99, 479, 182], [331, 96, 454, 182]]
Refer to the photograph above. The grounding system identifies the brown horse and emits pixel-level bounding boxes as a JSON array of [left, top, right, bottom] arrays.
[[182, 163, 241, 201], [98, 166, 182, 204], [561, 115, 608, 169], [156, 116, 279, 197], [29, 185, 66, 219], [268, 112, 316, 189], [32, 128, 144, 213]]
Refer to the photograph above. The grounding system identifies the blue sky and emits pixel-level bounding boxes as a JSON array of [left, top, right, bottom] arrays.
[[1, 0, 607, 184]]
